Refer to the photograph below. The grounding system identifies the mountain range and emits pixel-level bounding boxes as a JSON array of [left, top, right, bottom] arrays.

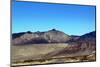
[[12, 29, 96, 46], [12, 29, 71, 45], [11, 29, 96, 66]]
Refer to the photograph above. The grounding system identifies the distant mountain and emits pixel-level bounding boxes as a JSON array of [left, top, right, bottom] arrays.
[[77, 31, 96, 50], [12, 29, 96, 47], [66, 31, 96, 51], [12, 29, 71, 45], [78, 31, 96, 41]]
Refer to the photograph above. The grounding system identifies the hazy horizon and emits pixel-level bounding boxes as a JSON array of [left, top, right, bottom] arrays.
[[12, 0, 96, 35]]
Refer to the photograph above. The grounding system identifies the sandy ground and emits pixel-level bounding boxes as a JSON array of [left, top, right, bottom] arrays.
[[11, 43, 96, 66]]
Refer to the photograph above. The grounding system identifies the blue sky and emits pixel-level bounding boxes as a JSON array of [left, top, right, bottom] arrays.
[[12, 0, 96, 35]]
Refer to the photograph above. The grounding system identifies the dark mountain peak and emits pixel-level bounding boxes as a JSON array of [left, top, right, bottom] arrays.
[[49, 29, 59, 32], [83, 31, 95, 36], [66, 31, 96, 43], [79, 31, 96, 40], [26, 31, 32, 34], [12, 32, 26, 39], [51, 28, 57, 31], [48, 29, 66, 35]]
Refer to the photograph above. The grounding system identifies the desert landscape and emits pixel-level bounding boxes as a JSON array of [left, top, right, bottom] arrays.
[[11, 29, 96, 66], [11, 0, 96, 66]]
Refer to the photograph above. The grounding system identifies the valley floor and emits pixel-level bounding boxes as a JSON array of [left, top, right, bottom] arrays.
[[11, 43, 96, 66]]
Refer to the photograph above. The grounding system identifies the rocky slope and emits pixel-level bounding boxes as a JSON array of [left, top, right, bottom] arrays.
[[41, 31, 96, 59], [12, 29, 71, 45]]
